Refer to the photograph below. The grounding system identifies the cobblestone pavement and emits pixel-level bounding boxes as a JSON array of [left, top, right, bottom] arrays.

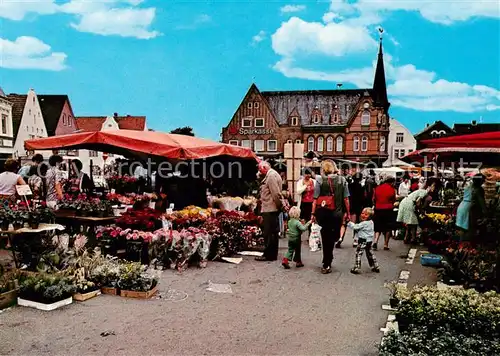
[[1, 231, 410, 356]]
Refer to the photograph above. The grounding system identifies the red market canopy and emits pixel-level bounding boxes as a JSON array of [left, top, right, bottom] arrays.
[[25, 130, 257, 161], [420, 131, 500, 149], [402, 147, 500, 165]]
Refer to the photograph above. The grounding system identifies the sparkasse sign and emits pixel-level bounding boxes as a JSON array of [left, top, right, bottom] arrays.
[[238, 128, 274, 135]]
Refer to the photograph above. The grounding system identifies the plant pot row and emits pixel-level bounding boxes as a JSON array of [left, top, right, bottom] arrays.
[[101, 285, 158, 299]]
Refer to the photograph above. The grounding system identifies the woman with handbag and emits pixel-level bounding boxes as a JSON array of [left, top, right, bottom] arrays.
[[311, 161, 350, 274]]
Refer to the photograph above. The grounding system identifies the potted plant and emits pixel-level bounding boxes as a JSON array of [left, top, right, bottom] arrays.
[[28, 211, 41, 229], [90, 260, 121, 295], [18, 274, 76, 311], [118, 262, 158, 299], [0, 269, 26, 310], [386, 281, 400, 309], [72, 277, 101, 302], [0, 209, 10, 231]]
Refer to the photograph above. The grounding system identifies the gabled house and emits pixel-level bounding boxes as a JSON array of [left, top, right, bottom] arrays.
[[7, 89, 49, 159], [74, 113, 147, 175], [414, 121, 454, 149], [0, 87, 14, 159]]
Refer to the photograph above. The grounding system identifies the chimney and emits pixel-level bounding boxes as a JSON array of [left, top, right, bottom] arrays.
[[472, 120, 477, 126], [113, 112, 118, 118]]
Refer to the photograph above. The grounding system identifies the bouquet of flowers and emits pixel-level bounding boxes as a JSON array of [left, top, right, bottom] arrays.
[[106, 175, 138, 194], [240, 225, 264, 250]]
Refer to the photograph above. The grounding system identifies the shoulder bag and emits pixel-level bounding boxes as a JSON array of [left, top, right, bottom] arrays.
[[316, 176, 336, 210]]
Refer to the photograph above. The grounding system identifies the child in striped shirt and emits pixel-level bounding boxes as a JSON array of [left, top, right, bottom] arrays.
[[347, 207, 380, 274]]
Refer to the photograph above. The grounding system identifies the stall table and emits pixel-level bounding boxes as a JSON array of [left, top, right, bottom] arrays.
[[1, 224, 65, 268]]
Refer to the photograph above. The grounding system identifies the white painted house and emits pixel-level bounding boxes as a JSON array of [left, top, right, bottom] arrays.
[[0, 87, 14, 159], [7, 89, 49, 159], [385, 118, 416, 166], [75, 114, 147, 177]]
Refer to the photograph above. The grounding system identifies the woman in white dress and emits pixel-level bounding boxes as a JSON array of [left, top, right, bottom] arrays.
[[397, 180, 436, 243]]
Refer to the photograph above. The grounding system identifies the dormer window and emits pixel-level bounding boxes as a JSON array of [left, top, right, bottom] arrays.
[[311, 108, 322, 124], [291, 117, 299, 126]]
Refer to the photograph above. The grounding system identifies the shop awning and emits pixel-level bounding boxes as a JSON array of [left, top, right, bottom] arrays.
[[402, 147, 500, 165], [24, 130, 257, 161], [420, 131, 500, 149]]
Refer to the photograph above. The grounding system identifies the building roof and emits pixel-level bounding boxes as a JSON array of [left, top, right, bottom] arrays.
[[38, 95, 70, 136], [414, 120, 453, 138], [261, 89, 369, 126], [75, 115, 146, 132], [453, 123, 500, 135], [6, 94, 27, 139]]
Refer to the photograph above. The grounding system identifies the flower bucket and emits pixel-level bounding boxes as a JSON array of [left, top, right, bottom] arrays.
[[18, 296, 72, 311], [101, 287, 119, 295], [0, 289, 18, 310], [120, 286, 158, 299], [73, 289, 101, 302]]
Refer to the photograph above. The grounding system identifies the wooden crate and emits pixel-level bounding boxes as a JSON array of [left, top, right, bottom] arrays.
[[101, 287, 118, 295], [0, 289, 18, 310], [120, 286, 158, 299], [73, 289, 101, 302]]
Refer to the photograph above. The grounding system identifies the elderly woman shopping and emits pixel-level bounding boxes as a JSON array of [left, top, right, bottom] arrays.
[[397, 179, 437, 244]]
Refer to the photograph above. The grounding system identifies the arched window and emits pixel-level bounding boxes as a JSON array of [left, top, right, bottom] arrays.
[[353, 136, 360, 152], [326, 136, 334, 152], [380, 136, 386, 152], [317, 136, 324, 151], [336, 136, 343, 152], [361, 136, 368, 151], [308, 136, 315, 152], [361, 110, 370, 125]]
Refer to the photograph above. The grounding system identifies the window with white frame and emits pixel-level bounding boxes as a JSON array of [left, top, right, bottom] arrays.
[[229, 140, 239, 146], [254, 102, 260, 109], [291, 117, 299, 126], [295, 139, 302, 144], [317, 137, 324, 151], [326, 136, 333, 152], [353, 136, 360, 151], [336, 136, 344, 152], [68, 116, 72, 126], [361, 110, 370, 126], [399, 149, 406, 158], [287, 140, 292, 144], [312, 114, 321, 124], [307, 136, 315, 151], [1, 114, 7, 135], [394, 149, 399, 159], [361, 136, 368, 151], [242, 118, 252, 127], [247, 102, 253, 109], [380, 136, 386, 152], [396, 132, 404, 143], [254, 118, 264, 127], [241, 140, 252, 148], [267, 140, 277, 151], [254, 140, 264, 152]]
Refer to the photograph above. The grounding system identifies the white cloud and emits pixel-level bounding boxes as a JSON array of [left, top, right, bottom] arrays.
[[2, 0, 159, 39], [329, 0, 500, 25], [69, 7, 159, 39], [0, 0, 58, 20], [176, 14, 212, 30], [63, 0, 159, 39], [0, 36, 67, 71], [271, 17, 376, 58], [252, 30, 266, 45], [322, 12, 342, 23], [280, 5, 306, 14]]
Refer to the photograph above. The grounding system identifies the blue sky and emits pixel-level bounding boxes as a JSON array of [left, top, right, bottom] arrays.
[[1, 0, 499, 140]]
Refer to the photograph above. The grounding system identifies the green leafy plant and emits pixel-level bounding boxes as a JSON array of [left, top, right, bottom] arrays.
[[116, 262, 158, 292], [19, 274, 76, 304]]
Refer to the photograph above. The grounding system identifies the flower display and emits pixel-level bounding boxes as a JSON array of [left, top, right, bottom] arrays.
[[116, 208, 162, 231], [106, 175, 138, 194], [106, 193, 156, 206]]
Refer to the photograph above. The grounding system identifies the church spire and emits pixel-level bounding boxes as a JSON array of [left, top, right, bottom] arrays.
[[373, 28, 389, 109]]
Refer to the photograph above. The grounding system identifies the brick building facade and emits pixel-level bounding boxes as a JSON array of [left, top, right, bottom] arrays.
[[222, 41, 391, 165]]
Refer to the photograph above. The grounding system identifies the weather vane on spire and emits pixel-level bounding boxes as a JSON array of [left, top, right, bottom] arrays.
[[378, 27, 384, 41]]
